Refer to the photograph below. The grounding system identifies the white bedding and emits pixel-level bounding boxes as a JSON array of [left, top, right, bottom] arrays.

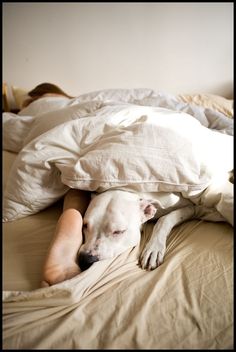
[[3, 88, 234, 349], [3, 89, 233, 223], [3, 89, 233, 156]]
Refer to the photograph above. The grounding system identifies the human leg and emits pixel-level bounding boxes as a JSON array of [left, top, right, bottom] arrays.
[[41, 189, 91, 287]]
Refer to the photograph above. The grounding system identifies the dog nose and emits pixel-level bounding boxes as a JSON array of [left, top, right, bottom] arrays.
[[77, 252, 99, 271]]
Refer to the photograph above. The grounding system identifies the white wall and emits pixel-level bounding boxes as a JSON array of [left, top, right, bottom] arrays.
[[3, 2, 233, 97]]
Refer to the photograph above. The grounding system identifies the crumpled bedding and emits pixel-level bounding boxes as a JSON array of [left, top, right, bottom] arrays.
[[2, 89, 234, 349], [4, 89, 234, 154], [3, 90, 233, 223], [3, 219, 233, 349]]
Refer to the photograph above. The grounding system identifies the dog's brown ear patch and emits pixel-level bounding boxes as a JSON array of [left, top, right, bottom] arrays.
[[139, 199, 157, 223]]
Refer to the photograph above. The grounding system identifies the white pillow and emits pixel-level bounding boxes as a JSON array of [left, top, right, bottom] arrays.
[[3, 103, 233, 222]]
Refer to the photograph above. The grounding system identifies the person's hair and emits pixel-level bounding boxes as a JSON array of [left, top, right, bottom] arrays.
[[28, 83, 73, 99]]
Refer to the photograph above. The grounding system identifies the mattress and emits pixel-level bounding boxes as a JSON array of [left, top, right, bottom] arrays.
[[2, 88, 234, 349]]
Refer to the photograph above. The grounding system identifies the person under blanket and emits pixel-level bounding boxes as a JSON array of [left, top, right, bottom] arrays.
[[19, 83, 233, 287], [17, 83, 91, 286], [22, 82, 73, 108]]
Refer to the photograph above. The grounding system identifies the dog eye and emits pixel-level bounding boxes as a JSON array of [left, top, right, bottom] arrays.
[[112, 229, 126, 236], [83, 223, 88, 230]]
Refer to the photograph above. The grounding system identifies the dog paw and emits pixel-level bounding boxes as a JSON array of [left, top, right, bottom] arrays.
[[139, 242, 166, 271]]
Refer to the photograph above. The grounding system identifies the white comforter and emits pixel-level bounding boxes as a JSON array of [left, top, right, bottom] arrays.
[[3, 89, 233, 222]]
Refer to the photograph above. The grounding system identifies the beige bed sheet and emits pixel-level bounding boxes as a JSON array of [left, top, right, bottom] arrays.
[[2, 150, 233, 349], [3, 151, 63, 291]]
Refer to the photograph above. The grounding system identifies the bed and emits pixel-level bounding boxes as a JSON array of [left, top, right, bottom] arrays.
[[2, 86, 234, 349]]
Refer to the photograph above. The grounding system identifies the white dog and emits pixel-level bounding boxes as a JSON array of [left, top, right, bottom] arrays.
[[77, 179, 232, 271]]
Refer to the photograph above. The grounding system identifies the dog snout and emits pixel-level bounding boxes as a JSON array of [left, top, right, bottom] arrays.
[[77, 252, 99, 271]]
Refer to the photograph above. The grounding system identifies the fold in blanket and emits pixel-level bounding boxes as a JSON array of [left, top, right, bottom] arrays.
[[3, 97, 233, 222], [2, 89, 233, 349], [3, 220, 233, 349]]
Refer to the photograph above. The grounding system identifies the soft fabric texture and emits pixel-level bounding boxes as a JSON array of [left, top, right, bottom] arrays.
[[23, 100, 103, 145], [3, 112, 35, 153], [178, 93, 234, 118], [3, 89, 233, 154], [3, 90, 233, 222], [2, 90, 233, 349], [2, 153, 234, 348], [3, 101, 102, 153], [3, 206, 233, 349], [18, 95, 71, 116]]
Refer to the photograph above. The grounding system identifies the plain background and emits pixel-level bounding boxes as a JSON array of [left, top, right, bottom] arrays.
[[2, 2, 233, 97]]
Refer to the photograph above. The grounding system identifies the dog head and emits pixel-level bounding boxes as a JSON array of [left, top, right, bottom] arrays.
[[77, 190, 156, 271]]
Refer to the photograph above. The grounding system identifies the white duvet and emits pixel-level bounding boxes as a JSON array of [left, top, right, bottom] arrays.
[[3, 89, 233, 222]]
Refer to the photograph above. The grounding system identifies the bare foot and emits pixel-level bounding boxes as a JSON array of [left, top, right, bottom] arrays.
[[41, 209, 83, 287]]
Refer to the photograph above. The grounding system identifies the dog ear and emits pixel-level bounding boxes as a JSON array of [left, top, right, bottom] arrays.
[[139, 199, 157, 223]]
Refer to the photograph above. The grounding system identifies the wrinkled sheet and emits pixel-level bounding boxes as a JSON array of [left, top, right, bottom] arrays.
[[2, 150, 234, 349], [3, 89, 234, 154], [3, 90, 234, 349], [3, 207, 233, 348], [3, 92, 233, 222]]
